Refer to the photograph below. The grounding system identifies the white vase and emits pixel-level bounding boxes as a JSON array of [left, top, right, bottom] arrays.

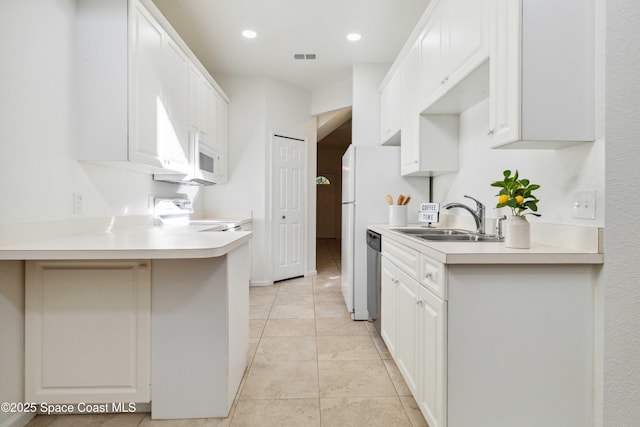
[[504, 215, 530, 249]]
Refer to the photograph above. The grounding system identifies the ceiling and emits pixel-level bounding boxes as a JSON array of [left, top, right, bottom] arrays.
[[152, 0, 430, 92]]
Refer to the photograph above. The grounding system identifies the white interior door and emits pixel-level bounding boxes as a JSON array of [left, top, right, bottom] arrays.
[[272, 134, 306, 282]]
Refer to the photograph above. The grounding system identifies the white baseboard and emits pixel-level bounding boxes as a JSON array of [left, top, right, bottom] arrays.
[[0, 412, 35, 427], [250, 280, 274, 287], [305, 270, 318, 277]]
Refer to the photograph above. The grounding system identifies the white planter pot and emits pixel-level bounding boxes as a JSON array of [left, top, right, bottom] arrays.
[[504, 215, 530, 249]]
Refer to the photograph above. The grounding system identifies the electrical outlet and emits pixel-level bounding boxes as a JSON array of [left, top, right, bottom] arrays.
[[572, 190, 596, 219], [73, 192, 84, 215]]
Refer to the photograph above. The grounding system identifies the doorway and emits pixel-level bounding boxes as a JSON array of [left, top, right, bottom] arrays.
[[316, 118, 352, 239], [316, 172, 336, 238]]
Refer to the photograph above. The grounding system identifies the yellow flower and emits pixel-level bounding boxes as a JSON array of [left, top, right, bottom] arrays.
[[515, 195, 524, 204], [498, 194, 509, 204]]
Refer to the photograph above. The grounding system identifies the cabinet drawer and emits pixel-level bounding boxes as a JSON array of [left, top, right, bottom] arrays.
[[382, 238, 420, 280], [419, 254, 447, 300]]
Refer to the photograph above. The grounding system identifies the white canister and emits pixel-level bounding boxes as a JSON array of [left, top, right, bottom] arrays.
[[389, 205, 408, 227]]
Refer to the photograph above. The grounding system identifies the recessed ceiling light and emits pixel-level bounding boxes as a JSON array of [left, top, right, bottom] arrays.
[[346, 33, 362, 42], [242, 30, 257, 39]]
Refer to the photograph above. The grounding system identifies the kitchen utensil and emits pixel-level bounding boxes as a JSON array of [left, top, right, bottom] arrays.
[[403, 195, 411, 205], [397, 194, 405, 205], [385, 194, 394, 205]]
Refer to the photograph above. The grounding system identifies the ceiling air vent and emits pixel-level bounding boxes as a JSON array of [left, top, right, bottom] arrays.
[[293, 53, 317, 61]]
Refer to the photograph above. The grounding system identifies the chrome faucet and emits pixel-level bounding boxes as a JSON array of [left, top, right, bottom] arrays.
[[444, 195, 486, 234]]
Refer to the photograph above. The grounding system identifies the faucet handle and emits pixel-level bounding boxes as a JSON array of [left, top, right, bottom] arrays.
[[463, 195, 485, 210]]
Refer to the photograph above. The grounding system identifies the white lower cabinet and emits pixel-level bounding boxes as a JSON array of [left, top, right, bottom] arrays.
[[25, 260, 151, 403], [380, 235, 595, 427], [380, 257, 398, 356], [394, 267, 421, 396], [381, 241, 447, 427], [416, 281, 447, 427]]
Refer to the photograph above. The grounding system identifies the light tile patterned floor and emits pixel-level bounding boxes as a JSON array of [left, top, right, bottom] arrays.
[[26, 239, 428, 427]]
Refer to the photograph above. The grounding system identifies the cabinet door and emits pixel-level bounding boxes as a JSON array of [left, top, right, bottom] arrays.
[[488, 0, 521, 146], [213, 90, 228, 183], [380, 72, 401, 145], [395, 269, 420, 395], [446, 0, 488, 85], [130, 3, 164, 166], [417, 286, 447, 427], [200, 80, 216, 139], [161, 37, 191, 173], [188, 64, 203, 131], [419, 1, 447, 107], [400, 44, 422, 175], [25, 260, 151, 403], [380, 258, 398, 356]]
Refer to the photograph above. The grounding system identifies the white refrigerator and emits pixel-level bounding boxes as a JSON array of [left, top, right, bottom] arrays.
[[341, 145, 430, 320]]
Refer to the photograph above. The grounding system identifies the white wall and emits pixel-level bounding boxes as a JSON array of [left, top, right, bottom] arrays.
[[604, 0, 640, 424], [310, 74, 353, 116], [432, 99, 605, 227], [205, 76, 316, 284], [352, 64, 391, 147]]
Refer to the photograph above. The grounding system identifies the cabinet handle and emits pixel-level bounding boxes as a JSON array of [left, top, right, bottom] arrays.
[[416, 300, 423, 306], [487, 129, 495, 136], [425, 272, 433, 280]]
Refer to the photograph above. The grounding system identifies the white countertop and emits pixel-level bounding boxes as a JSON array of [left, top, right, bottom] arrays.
[[369, 224, 604, 265], [0, 224, 252, 260]]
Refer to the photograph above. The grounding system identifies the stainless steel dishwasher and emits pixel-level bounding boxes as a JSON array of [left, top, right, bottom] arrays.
[[366, 230, 382, 334]]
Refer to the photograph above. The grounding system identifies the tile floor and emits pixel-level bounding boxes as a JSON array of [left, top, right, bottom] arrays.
[[25, 239, 428, 427]]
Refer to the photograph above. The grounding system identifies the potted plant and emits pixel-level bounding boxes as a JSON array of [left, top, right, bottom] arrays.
[[491, 170, 541, 248]]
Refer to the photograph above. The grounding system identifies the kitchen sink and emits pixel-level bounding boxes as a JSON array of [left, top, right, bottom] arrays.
[[198, 226, 226, 232], [392, 228, 471, 236], [418, 234, 503, 242], [392, 228, 503, 242]]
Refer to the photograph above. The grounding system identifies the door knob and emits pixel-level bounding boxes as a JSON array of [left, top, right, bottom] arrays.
[[282, 215, 286, 219]]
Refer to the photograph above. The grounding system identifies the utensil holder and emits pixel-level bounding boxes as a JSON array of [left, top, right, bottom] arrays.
[[389, 205, 408, 227]]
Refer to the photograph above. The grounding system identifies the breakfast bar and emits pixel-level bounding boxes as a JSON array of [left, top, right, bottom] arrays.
[[0, 224, 252, 420]]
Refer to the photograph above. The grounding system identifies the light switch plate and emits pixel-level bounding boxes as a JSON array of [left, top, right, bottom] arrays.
[[572, 190, 596, 219], [73, 192, 84, 215]]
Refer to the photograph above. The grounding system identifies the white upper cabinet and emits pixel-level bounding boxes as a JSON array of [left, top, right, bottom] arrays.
[[160, 37, 191, 171], [380, 0, 486, 176], [419, 1, 447, 107], [213, 90, 229, 183], [419, 0, 489, 110], [186, 64, 229, 184], [380, 71, 401, 145], [76, 0, 228, 174], [129, 3, 167, 169], [489, 0, 595, 148], [399, 44, 422, 175]]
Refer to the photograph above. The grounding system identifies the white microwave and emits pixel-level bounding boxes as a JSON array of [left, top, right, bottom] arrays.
[[192, 132, 219, 185], [153, 131, 219, 186]]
